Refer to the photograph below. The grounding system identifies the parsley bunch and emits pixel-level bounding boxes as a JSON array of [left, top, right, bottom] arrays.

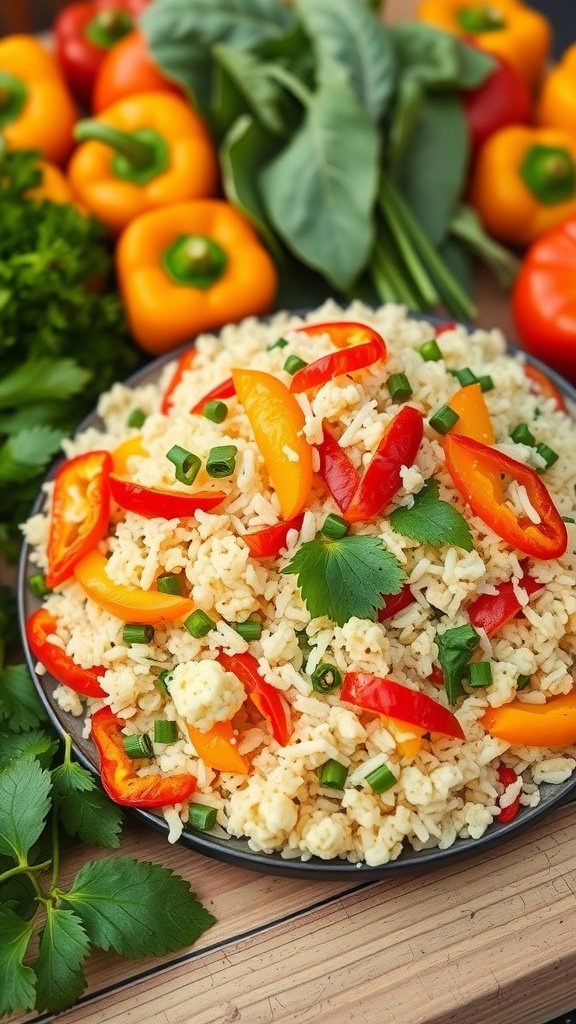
[[0, 638, 215, 1018]]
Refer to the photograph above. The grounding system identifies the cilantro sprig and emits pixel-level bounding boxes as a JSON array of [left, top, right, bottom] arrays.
[[283, 533, 406, 626], [389, 479, 474, 551]]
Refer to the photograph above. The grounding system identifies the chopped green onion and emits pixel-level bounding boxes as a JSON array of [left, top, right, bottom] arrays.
[[510, 422, 535, 446], [153, 719, 178, 744], [477, 374, 494, 393], [266, 336, 289, 351], [166, 445, 201, 486], [188, 803, 217, 831], [365, 763, 397, 794], [156, 670, 173, 695], [429, 404, 460, 435], [233, 619, 262, 641], [123, 623, 155, 645], [283, 354, 308, 375], [319, 759, 348, 790], [563, 516, 576, 524], [419, 338, 442, 362], [450, 367, 477, 387], [28, 573, 51, 598], [535, 442, 559, 471], [387, 372, 413, 402], [321, 513, 349, 540], [516, 673, 531, 690], [127, 408, 146, 428], [206, 444, 237, 478], [156, 572, 183, 596], [122, 733, 153, 759], [468, 661, 493, 688], [203, 400, 228, 423], [310, 663, 342, 694], [184, 609, 214, 638]]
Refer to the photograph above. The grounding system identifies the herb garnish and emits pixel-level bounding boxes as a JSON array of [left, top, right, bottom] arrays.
[[435, 624, 480, 705], [390, 479, 474, 551]]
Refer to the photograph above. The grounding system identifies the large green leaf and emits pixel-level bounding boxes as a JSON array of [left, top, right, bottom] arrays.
[[220, 114, 283, 257], [390, 22, 493, 90], [296, 0, 396, 122], [212, 46, 286, 136], [260, 76, 380, 290], [0, 755, 52, 863]]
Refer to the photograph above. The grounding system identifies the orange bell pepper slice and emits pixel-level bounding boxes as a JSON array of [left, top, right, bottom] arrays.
[[447, 382, 503, 502], [232, 367, 313, 521], [387, 717, 425, 759], [111, 435, 148, 475], [482, 692, 576, 748], [46, 451, 112, 589], [187, 720, 249, 775], [74, 548, 194, 624]]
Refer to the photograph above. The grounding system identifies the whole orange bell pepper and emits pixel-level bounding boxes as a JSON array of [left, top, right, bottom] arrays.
[[74, 547, 195, 623], [535, 42, 576, 134], [68, 91, 219, 234], [116, 199, 278, 354], [482, 692, 576, 748], [469, 125, 576, 247], [415, 0, 550, 90], [0, 36, 77, 165]]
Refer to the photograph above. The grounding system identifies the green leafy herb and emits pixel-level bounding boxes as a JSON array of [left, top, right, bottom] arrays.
[[51, 749, 123, 849], [0, 664, 48, 732], [35, 908, 90, 1014], [0, 729, 58, 772], [283, 533, 406, 626], [435, 624, 480, 704], [389, 479, 474, 551], [0, 907, 36, 1017], [0, 755, 52, 862]]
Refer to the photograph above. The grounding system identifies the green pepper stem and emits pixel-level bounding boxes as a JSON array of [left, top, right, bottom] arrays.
[[520, 144, 576, 206], [74, 120, 154, 168], [0, 72, 28, 128], [163, 235, 228, 289], [85, 8, 134, 49], [457, 5, 505, 33]]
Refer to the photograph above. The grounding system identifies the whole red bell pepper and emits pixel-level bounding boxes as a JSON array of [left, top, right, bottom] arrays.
[[444, 434, 567, 560], [91, 707, 196, 807], [46, 450, 112, 589], [290, 321, 387, 393], [190, 377, 236, 415], [344, 405, 424, 523], [26, 609, 106, 698], [462, 46, 531, 157], [467, 569, 543, 636], [109, 474, 226, 519], [160, 347, 195, 415], [216, 650, 292, 746], [317, 423, 359, 514], [243, 514, 304, 559], [341, 672, 464, 740], [54, 0, 151, 106]]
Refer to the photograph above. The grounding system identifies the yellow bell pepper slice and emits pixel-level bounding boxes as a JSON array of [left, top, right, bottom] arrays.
[[387, 717, 425, 759], [447, 382, 503, 502], [232, 368, 314, 520], [111, 435, 148, 476], [482, 692, 576, 748], [74, 548, 194, 624], [188, 721, 249, 774]]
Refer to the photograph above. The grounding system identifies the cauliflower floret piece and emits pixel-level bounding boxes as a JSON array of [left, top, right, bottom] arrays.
[[169, 659, 245, 732]]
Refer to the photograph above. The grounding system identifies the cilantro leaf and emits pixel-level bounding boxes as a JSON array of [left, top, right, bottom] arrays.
[[389, 479, 474, 551], [52, 761, 123, 849], [435, 624, 480, 704], [0, 906, 36, 1017], [0, 664, 47, 732], [0, 728, 58, 771], [62, 857, 217, 957], [0, 874, 37, 920], [34, 907, 89, 1015], [0, 358, 90, 408], [283, 534, 406, 626], [0, 426, 64, 484], [0, 754, 52, 862]]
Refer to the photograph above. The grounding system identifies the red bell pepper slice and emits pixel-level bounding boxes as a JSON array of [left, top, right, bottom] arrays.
[[26, 609, 106, 699], [377, 584, 416, 622], [160, 347, 195, 414], [243, 514, 304, 558], [91, 706, 196, 807], [444, 433, 567, 560], [109, 473, 226, 519], [427, 666, 445, 688], [467, 569, 543, 637], [290, 321, 386, 393], [344, 405, 424, 523], [523, 364, 566, 413], [435, 322, 457, 335], [190, 377, 236, 415], [317, 422, 359, 514], [496, 764, 520, 823], [46, 450, 112, 588], [216, 650, 292, 746], [341, 672, 464, 740]]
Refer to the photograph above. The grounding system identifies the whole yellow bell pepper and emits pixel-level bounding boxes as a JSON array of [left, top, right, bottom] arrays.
[[68, 90, 219, 234], [116, 199, 278, 354], [74, 548, 194, 624], [535, 42, 576, 134], [415, 0, 551, 90], [0, 35, 77, 165], [469, 125, 576, 247]]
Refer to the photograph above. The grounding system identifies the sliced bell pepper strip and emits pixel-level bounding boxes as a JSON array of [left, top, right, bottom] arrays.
[[46, 450, 112, 589], [447, 382, 495, 445], [160, 347, 195, 414], [427, 666, 445, 688], [377, 584, 416, 622], [496, 764, 521, 822], [523, 363, 567, 413], [232, 368, 313, 521], [243, 514, 304, 559], [216, 650, 292, 746], [190, 376, 236, 415], [482, 692, 576, 748], [187, 720, 249, 774], [344, 405, 424, 523], [74, 548, 194, 624], [444, 433, 568, 560], [26, 608, 106, 698], [111, 435, 148, 475], [468, 570, 543, 636], [317, 422, 359, 514], [91, 706, 196, 807], [290, 321, 387, 393], [109, 473, 226, 519], [341, 672, 464, 740]]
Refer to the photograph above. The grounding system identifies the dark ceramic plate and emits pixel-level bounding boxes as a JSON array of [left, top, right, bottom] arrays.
[[17, 315, 576, 881]]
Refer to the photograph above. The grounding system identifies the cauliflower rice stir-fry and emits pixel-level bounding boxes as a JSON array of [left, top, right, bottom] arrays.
[[23, 302, 576, 867]]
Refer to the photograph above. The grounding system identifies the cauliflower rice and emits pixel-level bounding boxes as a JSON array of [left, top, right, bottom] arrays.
[[23, 301, 576, 867]]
